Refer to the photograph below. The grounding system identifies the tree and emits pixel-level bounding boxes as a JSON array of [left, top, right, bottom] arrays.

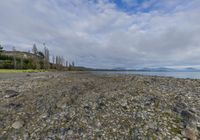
[[61, 56, 65, 67], [66, 60, 68, 67], [68, 62, 72, 71], [72, 61, 75, 67], [43, 44, 50, 69], [55, 55, 65, 70], [68, 61, 75, 71], [20, 57, 23, 69], [32, 44, 39, 69], [38, 51, 44, 58], [0, 44, 4, 52], [56, 56, 59, 69], [52, 55, 55, 64], [51, 55, 55, 69], [32, 44, 38, 55], [12, 47, 17, 69]]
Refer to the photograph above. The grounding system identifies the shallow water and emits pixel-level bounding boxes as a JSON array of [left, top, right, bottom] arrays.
[[94, 71, 200, 79]]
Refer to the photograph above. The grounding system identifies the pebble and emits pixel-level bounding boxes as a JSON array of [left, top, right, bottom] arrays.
[[12, 121, 24, 129], [4, 90, 19, 98], [0, 72, 199, 139]]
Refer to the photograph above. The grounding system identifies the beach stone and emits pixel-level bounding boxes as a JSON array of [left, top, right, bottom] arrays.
[[181, 110, 196, 121], [180, 110, 197, 128], [173, 102, 187, 113], [12, 121, 24, 129], [68, 130, 73, 135], [173, 136, 181, 140], [5, 103, 22, 110], [56, 101, 67, 109], [40, 113, 48, 119], [0, 72, 200, 139], [182, 126, 198, 140], [4, 90, 19, 98], [26, 74, 31, 77]]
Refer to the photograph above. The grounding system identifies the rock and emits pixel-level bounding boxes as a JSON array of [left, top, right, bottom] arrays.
[[56, 101, 67, 109], [173, 102, 187, 113], [12, 121, 24, 129], [56, 97, 71, 109], [181, 110, 196, 121], [197, 120, 200, 130], [149, 122, 157, 130], [173, 136, 181, 140], [68, 130, 73, 135], [180, 110, 197, 127], [182, 126, 198, 140], [40, 113, 48, 119], [1, 72, 200, 139], [4, 90, 19, 98], [5, 103, 22, 110], [84, 105, 92, 114], [120, 99, 128, 107]]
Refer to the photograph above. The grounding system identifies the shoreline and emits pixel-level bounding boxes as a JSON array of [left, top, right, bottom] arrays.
[[0, 72, 199, 139]]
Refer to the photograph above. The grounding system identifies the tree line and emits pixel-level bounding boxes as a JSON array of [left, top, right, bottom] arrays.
[[0, 43, 75, 70]]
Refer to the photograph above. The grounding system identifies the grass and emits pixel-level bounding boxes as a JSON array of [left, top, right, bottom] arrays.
[[0, 69, 47, 73]]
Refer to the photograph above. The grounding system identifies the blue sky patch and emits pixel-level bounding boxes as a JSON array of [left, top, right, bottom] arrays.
[[110, 0, 155, 13], [108, 0, 191, 14]]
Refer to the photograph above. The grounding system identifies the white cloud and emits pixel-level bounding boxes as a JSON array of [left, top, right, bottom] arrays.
[[0, 0, 200, 68]]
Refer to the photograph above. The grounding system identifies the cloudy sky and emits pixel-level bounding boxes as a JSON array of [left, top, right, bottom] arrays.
[[0, 0, 200, 68]]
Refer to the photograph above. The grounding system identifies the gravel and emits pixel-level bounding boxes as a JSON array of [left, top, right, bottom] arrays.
[[0, 72, 199, 139]]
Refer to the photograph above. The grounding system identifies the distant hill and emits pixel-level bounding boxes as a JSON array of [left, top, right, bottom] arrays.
[[111, 67, 127, 71], [136, 67, 175, 72], [176, 67, 200, 72], [89, 67, 200, 72]]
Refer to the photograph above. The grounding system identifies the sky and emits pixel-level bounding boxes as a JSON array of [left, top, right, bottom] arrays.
[[0, 0, 200, 69]]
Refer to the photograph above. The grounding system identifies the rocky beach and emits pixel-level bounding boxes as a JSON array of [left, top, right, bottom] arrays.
[[0, 72, 200, 140]]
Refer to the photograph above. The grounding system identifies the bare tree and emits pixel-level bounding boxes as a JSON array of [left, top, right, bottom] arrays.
[[51, 55, 55, 69], [72, 61, 75, 67], [68, 62, 72, 71], [12, 47, 17, 69], [66, 60, 68, 67], [61, 56, 65, 67], [43, 43, 50, 69], [55, 55, 65, 70], [52, 55, 55, 64]]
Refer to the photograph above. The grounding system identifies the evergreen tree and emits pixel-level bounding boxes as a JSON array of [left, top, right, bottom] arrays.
[[0, 44, 4, 52], [32, 44, 38, 55], [38, 51, 44, 58], [20, 57, 23, 69]]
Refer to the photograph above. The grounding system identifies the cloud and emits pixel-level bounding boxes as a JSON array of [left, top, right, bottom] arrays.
[[0, 0, 200, 68], [121, 0, 138, 7]]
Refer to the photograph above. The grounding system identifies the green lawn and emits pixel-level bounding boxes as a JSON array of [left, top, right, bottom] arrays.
[[0, 69, 47, 73]]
